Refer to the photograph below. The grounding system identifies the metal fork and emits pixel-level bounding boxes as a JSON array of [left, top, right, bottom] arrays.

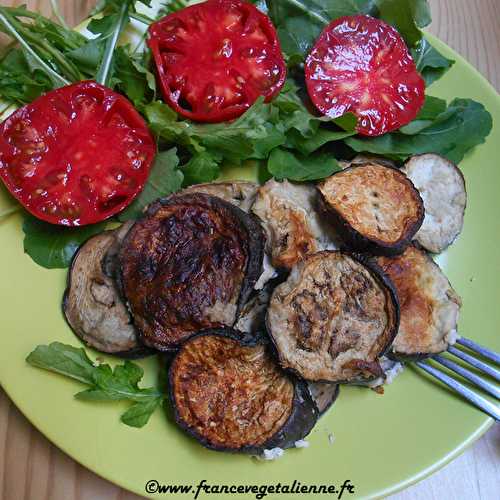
[[415, 337, 500, 421]]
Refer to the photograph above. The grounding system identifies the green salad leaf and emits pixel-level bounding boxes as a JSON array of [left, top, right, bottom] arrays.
[[411, 38, 455, 86], [266, 0, 377, 63], [27, 343, 164, 428], [345, 98, 493, 163], [268, 148, 342, 181], [0, 49, 53, 105], [118, 148, 183, 221], [22, 216, 106, 269], [182, 152, 221, 186]]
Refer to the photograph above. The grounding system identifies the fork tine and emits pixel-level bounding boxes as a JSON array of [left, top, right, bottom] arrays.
[[415, 361, 500, 421], [433, 355, 500, 399], [456, 337, 500, 365], [448, 346, 500, 382]]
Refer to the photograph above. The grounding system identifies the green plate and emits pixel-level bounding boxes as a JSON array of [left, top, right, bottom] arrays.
[[0, 32, 499, 499]]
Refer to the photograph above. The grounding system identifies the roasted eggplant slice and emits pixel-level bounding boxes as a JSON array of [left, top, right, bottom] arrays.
[[181, 181, 259, 213], [377, 246, 462, 360], [252, 179, 340, 270], [402, 154, 467, 254], [119, 193, 265, 351], [169, 329, 318, 453], [63, 226, 148, 358], [307, 382, 340, 415], [318, 164, 424, 255], [267, 251, 399, 383]]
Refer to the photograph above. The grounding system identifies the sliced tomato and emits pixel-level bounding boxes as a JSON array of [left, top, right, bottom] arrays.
[[148, 0, 286, 123], [305, 15, 425, 136], [0, 81, 155, 226]]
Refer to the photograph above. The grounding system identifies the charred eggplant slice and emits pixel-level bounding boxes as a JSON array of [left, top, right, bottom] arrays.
[[377, 246, 462, 360], [181, 181, 259, 213], [252, 179, 340, 270], [402, 154, 467, 254], [307, 382, 340, 415], [318, 163, 424, 255], [119, 193, 265, 351], [63, 226, 148, 358], [169, 329, 318, 453], [267, 251, 399, 383]]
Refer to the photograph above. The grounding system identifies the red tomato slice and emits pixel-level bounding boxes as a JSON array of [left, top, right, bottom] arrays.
[[148, 0, 287, 123], [305, 15, 425, 136], [0, 81, 155, 226]]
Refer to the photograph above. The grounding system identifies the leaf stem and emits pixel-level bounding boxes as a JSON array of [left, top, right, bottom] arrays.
[[130, 12, 155, 25], [0, 10, 70, 87], [96, 2, 129, 87]]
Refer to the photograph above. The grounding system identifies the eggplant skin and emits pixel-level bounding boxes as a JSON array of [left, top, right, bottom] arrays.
[[318, 163, 424, 256], [377, 246, 462, 360], [181, 181, 259, 213], [252, 179, 340, 271], [402, 154, 467, 254], [119, 193, 265, 351], [307, 382, 340, 416], [267, 251, 399, 383], [63, 229, 150, 359], [168, 329, 318, 454]]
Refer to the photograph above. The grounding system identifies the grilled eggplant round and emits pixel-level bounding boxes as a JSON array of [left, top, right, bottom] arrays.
[[267, 251, 399, 383], [318, 163, 424, 255], [252, 179, 340, 270], [377, 246, 462, 360], [307, 382, 340, 415], [119, 193, 265, 351], [169, 329, 318, 453], [63, 225, 149, 358], [402, 154, 467, 254], [181, 181, 259, 213]]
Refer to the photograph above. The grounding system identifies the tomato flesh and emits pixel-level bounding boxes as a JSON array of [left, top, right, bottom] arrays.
[[148, 0, 286, 123], [0, 81, 155, 226], [305, 15, 425, 136]]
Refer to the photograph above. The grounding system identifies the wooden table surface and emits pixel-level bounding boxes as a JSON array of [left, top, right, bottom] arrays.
[[0, 1, 499, 499]]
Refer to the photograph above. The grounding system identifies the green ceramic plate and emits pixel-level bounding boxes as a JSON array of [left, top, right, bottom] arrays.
[[0, 25, 499, 499]]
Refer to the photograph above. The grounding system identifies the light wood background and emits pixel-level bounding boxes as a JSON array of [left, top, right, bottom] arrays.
[[0, 1, 499, 499]]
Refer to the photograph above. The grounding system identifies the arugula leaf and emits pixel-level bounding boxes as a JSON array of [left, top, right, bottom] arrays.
[[0, 49, 53, 104], [121, 398, 163, 428], [345, 98, 493, 163], [26, 342, 95, 384], [411, 38, 455, 86], [118, 148, 183, 221], [268, 148, 342, 181], [267, 0, 432, 63], [0, 9, 70, 87], [182, 153, 221, 186], [27, 342, 164, 428], [22, 216, 105, 269], [375, 0, 430, 46], [266, 0, 376, 63], [398, 95, 447, 134], [145, 97, 287, 163]]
